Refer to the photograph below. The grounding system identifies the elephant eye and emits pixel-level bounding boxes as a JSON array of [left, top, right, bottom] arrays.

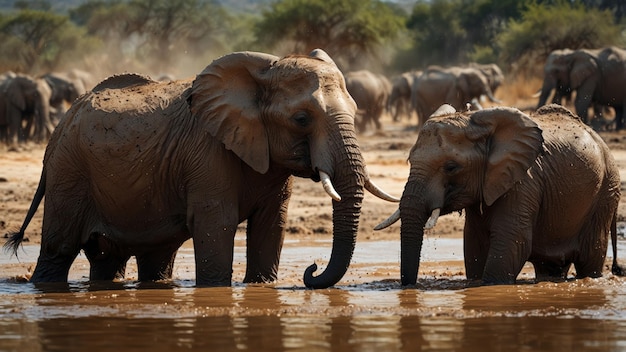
[[443, 161, 461, 175], [292, 112, 312, 128]]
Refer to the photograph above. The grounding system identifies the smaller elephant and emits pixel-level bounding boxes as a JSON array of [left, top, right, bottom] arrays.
[[377, 104, 625, 286], [411, 66, 500, 128], [344, 70, 391, 133], [0, 73, 53, 146], [389, 71, 421, 122]]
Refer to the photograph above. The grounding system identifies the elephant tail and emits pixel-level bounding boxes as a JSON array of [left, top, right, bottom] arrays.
[[610, 212, 626, 276], [3, 169, 46, 257]]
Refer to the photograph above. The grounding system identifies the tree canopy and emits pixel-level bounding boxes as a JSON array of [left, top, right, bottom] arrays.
[[0, 0, 623, 78], [254, 0, 405, 70]]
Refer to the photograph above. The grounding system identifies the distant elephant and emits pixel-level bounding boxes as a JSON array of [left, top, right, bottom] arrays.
[[5, 49, 398, 288], [468, 62, 504, 95], [537, 48, 575, 108], [0, 73, 53, 146], [411, 66, 500, 128], [377, 104, 624, 286], [344, 70, 391, 132], [42, 71, 88, 122], [389, 71, 421, 122], [537, 46, 626, 129]]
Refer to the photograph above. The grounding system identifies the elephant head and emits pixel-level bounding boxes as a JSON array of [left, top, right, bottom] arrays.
[[190, 49, 397, 288], [537, 48, 602, 109], [455, 67, 501, 107], [376, 105, 542, 286], [469, 63, 504, 95], [389, 71, 420, 122], [537, 49, 574, 108], [43, 73, 83, 116]]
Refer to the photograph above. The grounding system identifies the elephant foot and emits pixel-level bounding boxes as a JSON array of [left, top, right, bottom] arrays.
[[612, 262, 626, 276]]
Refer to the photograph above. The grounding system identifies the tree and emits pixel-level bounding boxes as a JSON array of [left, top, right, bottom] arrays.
[[404, 0, 466, 68], [71, 0, 235, 75], [398, 0, 523, 69], [0, 10, 98, 73], [497, 1, 623, 75], [254, 0, 405, 70]]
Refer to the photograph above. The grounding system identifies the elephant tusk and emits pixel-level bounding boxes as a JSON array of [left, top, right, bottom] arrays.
[[319, 170, 341, 201], [424, 208, 441, 229], [374, 208, 400, 231], [365, 178, 400, 202], [487, 93, 503, 104]]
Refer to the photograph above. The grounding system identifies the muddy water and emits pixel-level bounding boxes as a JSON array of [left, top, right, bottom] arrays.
[[1, 238, 625, 351]]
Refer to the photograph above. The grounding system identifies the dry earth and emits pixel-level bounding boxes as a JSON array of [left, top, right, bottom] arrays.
[[1, 107, 626, 282]]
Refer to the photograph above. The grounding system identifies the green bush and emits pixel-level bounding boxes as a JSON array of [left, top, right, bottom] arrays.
[[497, 1, 623, 75]]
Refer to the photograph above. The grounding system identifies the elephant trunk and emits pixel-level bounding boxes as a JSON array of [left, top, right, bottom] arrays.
[[399, 180, 430, 286], [303, 119, 365, 289], [537, 76, 555, 109]]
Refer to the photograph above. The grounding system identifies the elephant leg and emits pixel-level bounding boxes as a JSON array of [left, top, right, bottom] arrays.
[[244, 189, 291, 283], [190, 201, 238, 286], [7, 111, 20, 146], [463, 209, 490, 280], [481, 219, 533, 285], [83, 232, 129, 281], [30, 251, 78, 283], [373, 114, 382, 130], [89, 256, 129, 281], [532, 260, 570, 282], [30, 197, 87, 282], [136, 244, 180, 281]]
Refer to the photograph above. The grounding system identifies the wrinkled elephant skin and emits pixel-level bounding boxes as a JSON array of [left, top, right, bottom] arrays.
[[5, 49, 381, 289], [383, 104, 624, 286]]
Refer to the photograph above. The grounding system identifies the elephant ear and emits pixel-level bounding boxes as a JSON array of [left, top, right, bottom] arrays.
[[432, 104, 457, 117], [569, 52, 598, 88], [309, 49, 336, 66], [468, 107, 544, 206], [189, 51, 279, 174]]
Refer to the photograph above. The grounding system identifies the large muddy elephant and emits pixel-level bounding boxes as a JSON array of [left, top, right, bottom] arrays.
[[5, 49, 398, 288], [344, 70, 391, 133], [411, 66, 500, 128], [537, 46, 626, 129], [0, 73, 53, 146], [377, 104, 624, 286]]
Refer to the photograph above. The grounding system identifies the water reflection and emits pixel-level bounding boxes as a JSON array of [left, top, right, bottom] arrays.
[[2, 236, 626, 351], [1, 279, 624, 351]]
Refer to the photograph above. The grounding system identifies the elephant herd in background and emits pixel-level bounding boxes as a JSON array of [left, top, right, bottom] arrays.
[[345, 62, 505, 132], [4, 45, 624, 149], [537, 46, 626, 130], [0, 69, 94, 148], [351, 45, 626, 133]]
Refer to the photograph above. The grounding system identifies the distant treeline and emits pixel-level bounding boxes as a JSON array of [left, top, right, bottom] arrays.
[[0, 0, 624, 79]]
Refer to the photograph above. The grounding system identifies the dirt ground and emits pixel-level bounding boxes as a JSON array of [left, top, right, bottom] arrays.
[[2, 107, 626, 281]]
